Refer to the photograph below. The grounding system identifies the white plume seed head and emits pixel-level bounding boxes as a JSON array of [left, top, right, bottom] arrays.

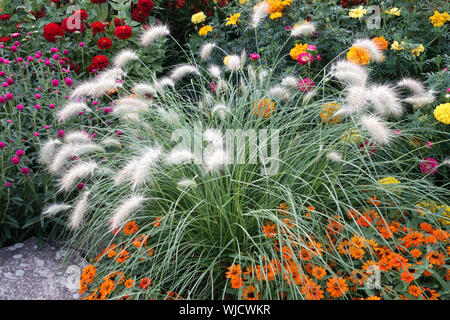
[[200, 42, 216, 60], [59, 162, 98, 193], [361, 115, 391, 146], [40, 139, 61, 165], [110, 195, 146, 231], [140, 25, 170, 47], [68, 190, 90, 229]]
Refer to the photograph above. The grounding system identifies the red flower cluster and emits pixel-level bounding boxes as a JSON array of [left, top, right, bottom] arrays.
[[91, 21, 106, 35], [132, 0, 154, 23], [87, 55, 109, 72], [114, 25, 133, 40], [0, 14, 11, 21], [62, 16, 86, 34], [0, 36, 11, 43], [43, 23, 64, 42], [97, 37, 113, 50], [340, 0, 368, 8], [91, 0, 107, 3]]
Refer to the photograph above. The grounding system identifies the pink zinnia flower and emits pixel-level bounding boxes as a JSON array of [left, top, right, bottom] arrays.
[[298, 78, 315, 92], [419, 157, 439, 175], [307, 44, 317, 51], [297, 52, 313, 65]]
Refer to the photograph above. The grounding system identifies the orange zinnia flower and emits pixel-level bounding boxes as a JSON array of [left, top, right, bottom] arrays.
[[124, 279, 134, 288], [115, 249, 130, 263], [410, 249, 422, 259], [311, 265, 327, 280], [139, 278, 152, 290], [326, 276, 348, 298], [99, 279, 115, 297], [408, 285, 422, 297], [400, 271, 414, 284], [301, 280, 324, 300], [242, 285, 260, 300], [262, 221, 277, 238], [402, 230, 425, 248], [426, 251, 445, 266], [422, 288, 440, 300], [153, 216, 162, 227]]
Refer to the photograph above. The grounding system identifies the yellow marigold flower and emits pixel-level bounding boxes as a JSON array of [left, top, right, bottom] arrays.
[[289, 43, 308, 60], [239, 0, 249, 4], [270, 12, 283, 20], [282, 0, 292, 6], [267, 0, 286, 13], [226, 13, 241, 26], [411, 44, 424, 57], [191, 11, 206, 24], [349, 6, 367, 19], [341, 129, 363, 144], [391, 40, 405, 51], [223, 55, 230, 66], [429, 10, 450, 27], [199, 25, 213, 36], [346, 46, 371, 65], [319, 102, 343, 124], [434, 103, 450, 124], [385, 7, 401, 16], [378, 176, 400, 185]]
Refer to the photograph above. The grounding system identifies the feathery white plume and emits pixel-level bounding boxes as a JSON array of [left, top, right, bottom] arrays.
[[204, 149, 228, 172], [212, 104, 230, 120], [70, 82, 93, 98], [368, 85, 403, 117], [326, 151, 343, 162], [59, 162, 98, 193], [336, 86, 367, 116], [68, 191, 90, 229], [302, 89, 317, 103], [102, 138, 122, 148], [177, 179, 197, 188], [157, 107, 180, 125], [165, 149, 193, 165], [396, 78, 426, 95], [215, 79, 228, 94], [40, 139, 61, 165], [49, 143, 104, 174], [140, 25, 170, 46], [332, 60, 368, 86], [97, 68, 126, 82], [133, 83, 157, 97], [110, 195, 146, 230], [269, 86, 290, 101], [57, 102, 90, 122], [353, 39, 384, 63], [291, 22, 316, 37], [404, 92, 435, 107], [361, 115, 391, 146], [154, 77, 175, 94], [251, 2, 269, 28], [200, 42, 216, 60], [204, 129, 223, 147], [281, 76, 298, 88], [170, 64, 200, 82], [65, 131, 91, 144], [113, 97, 150, 115], [225, 55, 241, 71], [208, 65, 222, 79], [113, 49, 138, 68], [42, 203, 72, 217]]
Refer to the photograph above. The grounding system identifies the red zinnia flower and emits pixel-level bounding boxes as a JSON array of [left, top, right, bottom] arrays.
[[114, 25, 133, 40], [62, 16, 86, 34], [87, 55, 109, 72], [132, 8, 149, 23], [139, 278, 151, 290], [97, 37, 113, 50], [113, 18, 125, 27], [137, 0, 154, 13], [0, 14, 12, 21], [73, 9, 88, 21], [43, 23, 64, 42], [90, 21, 106, 35], [0, 36, 11, 43]]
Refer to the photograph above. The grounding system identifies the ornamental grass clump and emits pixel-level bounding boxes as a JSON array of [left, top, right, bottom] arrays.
[[42, 24, 449, 300]]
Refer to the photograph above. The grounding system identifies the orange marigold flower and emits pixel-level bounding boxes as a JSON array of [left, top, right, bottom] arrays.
[[139, 278, 152, 290], [372, 36, 388, 51], [123, 220, 139, 236], [242, 285, 260, 300], [326, 276, 348, 298], [262, 221, 277, 238], [366, 295, 381, 300], [346, 46, 371, 65], [253, 98, 275, 118], [350, 246, 366, 259]]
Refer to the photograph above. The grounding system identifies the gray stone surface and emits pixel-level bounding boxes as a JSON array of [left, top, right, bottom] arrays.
[[0, 237, 88, 300]]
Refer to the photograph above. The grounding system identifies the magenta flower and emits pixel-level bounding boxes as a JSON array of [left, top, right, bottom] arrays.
[[49, 103, 55, 109], [298, 78, 315, 92], [5, 92, 13, 100], [35, 93, 41, 99], [64, 77, 73, 86], [0, 141, 5, 149], [50, 47, 58, 53], [79, 42, 85, 47], [297, 52, 314, 65], [11, 156, 20, 165], [419, 157, 439, 175], [34, 132, 40, 137], [2, 82, 8, 88], [51, 79, 59, 86], [34, 104, 41, 110], [426, 141, 434, 148], [7, 78, 14, 85], [16, 104, 23, 110], [250, 53, 260, 60], [5, 182, 12, 187], [0, 71, 5, 76], [15, 149, 24, 158], [21, 167, 30, 175], [10, 45, 17, 52], [77, 182, 85, 190], [0, 96, 5, 103], [57, 129, 65, 138]]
